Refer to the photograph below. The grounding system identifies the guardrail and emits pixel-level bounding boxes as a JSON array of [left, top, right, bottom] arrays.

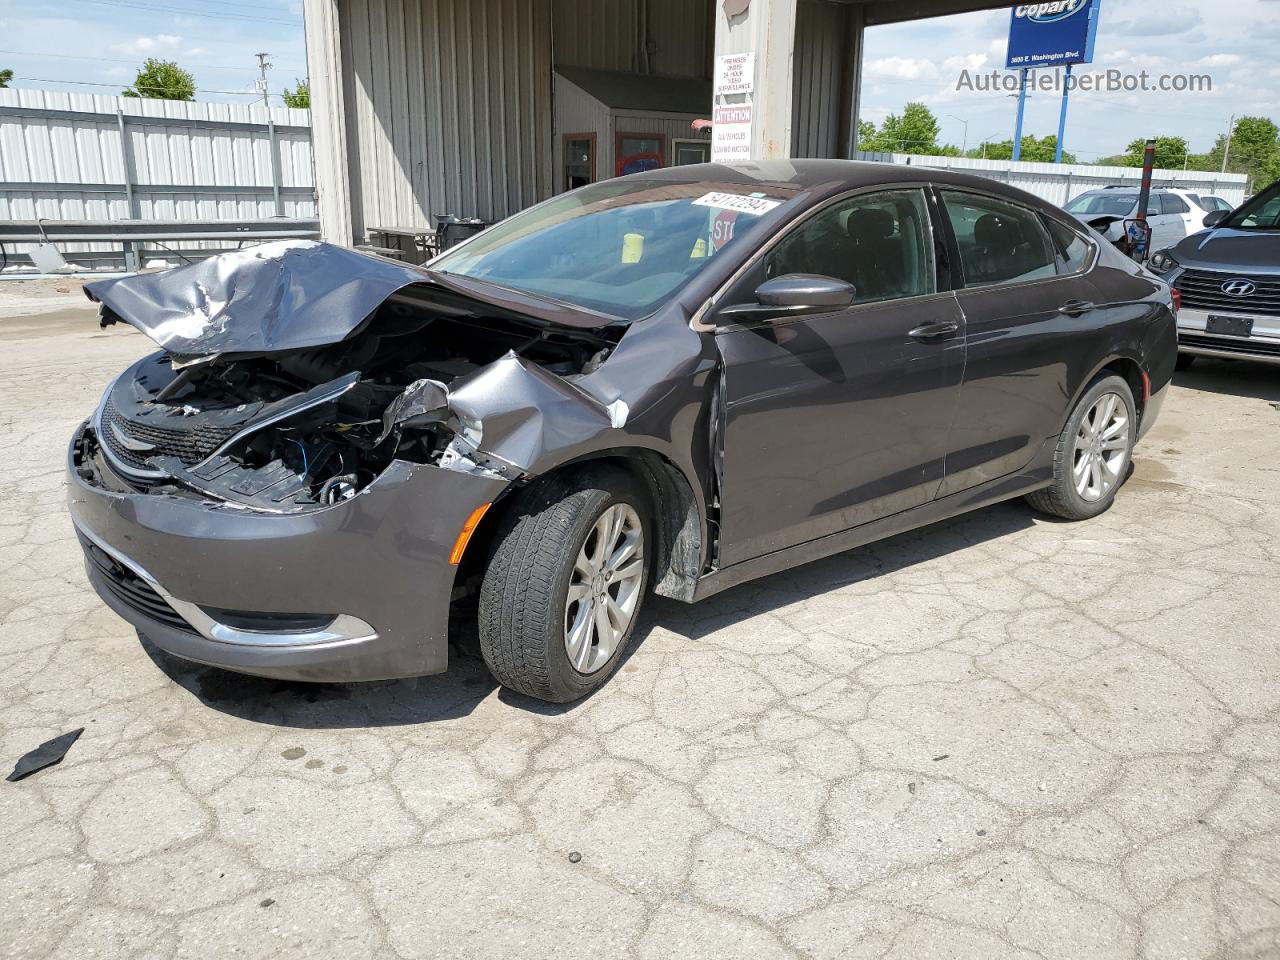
[[0, 218, 321, 275]]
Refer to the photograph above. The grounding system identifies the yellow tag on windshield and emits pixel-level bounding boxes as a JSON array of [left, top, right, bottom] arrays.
[[621, 232, 644, 263]]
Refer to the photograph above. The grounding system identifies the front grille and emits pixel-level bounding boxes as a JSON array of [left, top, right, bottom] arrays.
[[79, 532, 195, 633], [1179, 333, 1280, 358], [1174, 270, 1280, 317], [100, 395, 240, 472]]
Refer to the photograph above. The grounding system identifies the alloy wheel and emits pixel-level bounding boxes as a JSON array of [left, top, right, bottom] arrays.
[[1073, 392, 1130, 502], [564, 503, 644, 675]]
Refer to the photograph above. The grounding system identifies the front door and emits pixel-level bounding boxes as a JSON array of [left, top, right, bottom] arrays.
[[715, 188, 966, 567]]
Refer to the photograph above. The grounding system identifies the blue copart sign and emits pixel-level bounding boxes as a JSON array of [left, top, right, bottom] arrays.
[[1006, 0, 1101, 69]]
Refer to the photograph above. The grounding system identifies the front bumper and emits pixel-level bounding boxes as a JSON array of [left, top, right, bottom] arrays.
[[1177, 307, 1280, 365], [68, 422, 509, 682]]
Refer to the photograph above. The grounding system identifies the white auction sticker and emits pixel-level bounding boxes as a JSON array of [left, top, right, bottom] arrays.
[[691, 192, 782, 216]]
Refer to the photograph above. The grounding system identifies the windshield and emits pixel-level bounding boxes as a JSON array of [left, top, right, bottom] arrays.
[[1223, 180, 1280, 229], [1064, 192, 1137, 216], [431, 178, 798, 320]]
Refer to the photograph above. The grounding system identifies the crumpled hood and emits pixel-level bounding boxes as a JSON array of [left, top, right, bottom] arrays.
[[84, 240, 431, 357], [1168, 227, 1280, 276]]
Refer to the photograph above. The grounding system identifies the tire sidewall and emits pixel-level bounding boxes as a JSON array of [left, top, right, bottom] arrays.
[[1058, 375, 1136, 516]]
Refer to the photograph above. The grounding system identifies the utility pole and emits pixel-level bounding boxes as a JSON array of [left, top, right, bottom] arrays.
[[254, 52, 272, 109], [945, 114, 969, 154], [1220, 114, 1236, 174]]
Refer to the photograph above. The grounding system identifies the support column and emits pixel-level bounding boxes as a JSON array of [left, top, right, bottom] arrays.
[[303, 0, 354, 245], [713, 0, 799, 161], [839, 4, 866, 158]]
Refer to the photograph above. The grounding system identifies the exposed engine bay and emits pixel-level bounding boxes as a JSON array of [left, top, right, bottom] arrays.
[[77, 260, 622, 512]]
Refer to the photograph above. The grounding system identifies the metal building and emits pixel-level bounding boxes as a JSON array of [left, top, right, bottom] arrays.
[[303, 0, 1012, 247]]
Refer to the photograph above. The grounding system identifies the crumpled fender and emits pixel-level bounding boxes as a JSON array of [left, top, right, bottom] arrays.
[[84, 240, 430, 357], [444, 352, 622, 475]]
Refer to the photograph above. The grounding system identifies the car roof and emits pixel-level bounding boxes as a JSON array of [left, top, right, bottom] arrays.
[[630, 158, 1068, 216]]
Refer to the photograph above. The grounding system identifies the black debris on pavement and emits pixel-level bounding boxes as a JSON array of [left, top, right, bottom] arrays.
[[6, 728, 85, 782]]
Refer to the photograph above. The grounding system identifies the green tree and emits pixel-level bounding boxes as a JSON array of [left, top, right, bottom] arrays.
[[0, 68, 12, 88], [122, 58, 195, 101], [281, 79, 310, 109], [967, 135, 1075, 164], [1203, 116, 1280, 189], [862, 102, 941, 155], [1116, 136, 1191, 170]]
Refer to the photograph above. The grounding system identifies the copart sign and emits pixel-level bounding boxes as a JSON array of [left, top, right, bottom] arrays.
[[1005, 0, 1101, 70]]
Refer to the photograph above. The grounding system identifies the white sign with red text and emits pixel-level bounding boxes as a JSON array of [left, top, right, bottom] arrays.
[[710, 104, 753, 163]]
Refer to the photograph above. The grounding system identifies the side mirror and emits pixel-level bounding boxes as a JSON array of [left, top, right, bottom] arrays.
[[715, 274, 856, 324], [1202, 209, 1228, 227]]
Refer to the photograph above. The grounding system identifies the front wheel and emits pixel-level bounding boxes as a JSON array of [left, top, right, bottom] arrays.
[[478, 467, 649, 703], [1025, 374, 1136, 521]]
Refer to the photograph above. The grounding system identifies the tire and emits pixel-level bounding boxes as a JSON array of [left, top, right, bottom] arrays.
[[1175, 353, 1196, 372], [1025, 374, 1137, 521], [478, 466, 650, 703]]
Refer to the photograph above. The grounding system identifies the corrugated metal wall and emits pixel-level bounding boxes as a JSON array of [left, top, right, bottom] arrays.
[[552, 0, 713, 78], [792, 1, 852, 158], [0, 88, 313, 224], [339, 0, 553, 236], [855, 152, 1251, 207]]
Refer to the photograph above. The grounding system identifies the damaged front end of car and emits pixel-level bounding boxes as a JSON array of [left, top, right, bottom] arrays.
[[75, 240, 627, 510]]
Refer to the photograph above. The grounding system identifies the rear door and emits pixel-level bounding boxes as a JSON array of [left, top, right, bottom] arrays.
[[935, 189, 1101, 497], [1159, 193, 1195, 243], [714, 187, 965, 566]]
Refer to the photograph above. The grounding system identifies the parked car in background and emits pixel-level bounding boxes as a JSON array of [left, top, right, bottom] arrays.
[[1148, 178, 1280, 368], [1065, 187, 1229, 251], [69, 161, 1176, 703]]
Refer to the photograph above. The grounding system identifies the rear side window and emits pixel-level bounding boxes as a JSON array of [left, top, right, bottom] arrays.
[[1160, 194, 1190, 214], [941, 192, 1058, 288], [1044, 217, 1093, 274]]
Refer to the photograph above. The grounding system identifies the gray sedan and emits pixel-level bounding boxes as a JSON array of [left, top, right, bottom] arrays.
[[70, 160, 1176, 702]]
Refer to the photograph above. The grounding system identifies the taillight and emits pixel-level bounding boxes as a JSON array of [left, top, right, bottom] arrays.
[[1170, 287, 1181, 314]]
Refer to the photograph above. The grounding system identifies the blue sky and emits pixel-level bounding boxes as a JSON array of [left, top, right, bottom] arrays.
[[0, 0, 307, 106], [1, 0, 1275, 158], [862, 0, 1280, 160]]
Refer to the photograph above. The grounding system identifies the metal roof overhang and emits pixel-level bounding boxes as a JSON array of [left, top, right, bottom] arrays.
[[834, 0, 1019, 27]]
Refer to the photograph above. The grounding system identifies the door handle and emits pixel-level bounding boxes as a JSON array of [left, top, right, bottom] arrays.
[[908, 320, 959, 340], [1058, 300, 1095, 317]]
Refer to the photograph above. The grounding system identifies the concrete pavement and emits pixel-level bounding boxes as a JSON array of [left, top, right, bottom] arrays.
[[2, 281, 1279, 959]]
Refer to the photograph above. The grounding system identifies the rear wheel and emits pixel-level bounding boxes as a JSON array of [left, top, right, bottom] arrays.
[[1025, 374, 1136, 521], [478, 467, 649, 703]]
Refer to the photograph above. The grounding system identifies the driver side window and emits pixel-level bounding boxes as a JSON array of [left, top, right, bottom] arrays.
[[760, 189, 937, 306]]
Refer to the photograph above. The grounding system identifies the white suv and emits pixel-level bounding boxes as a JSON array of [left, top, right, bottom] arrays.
[[1064, 187, 1229, 251]]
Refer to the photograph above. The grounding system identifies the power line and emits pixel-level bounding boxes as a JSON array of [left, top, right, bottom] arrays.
[[64, 0, 298, 27]]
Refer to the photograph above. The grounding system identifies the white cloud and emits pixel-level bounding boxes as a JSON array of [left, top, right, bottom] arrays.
[[120, 33, 182, 53], [866, 56, 938, 81], [943, 52, 989, 71], [1195, 53, 1243, 66]]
